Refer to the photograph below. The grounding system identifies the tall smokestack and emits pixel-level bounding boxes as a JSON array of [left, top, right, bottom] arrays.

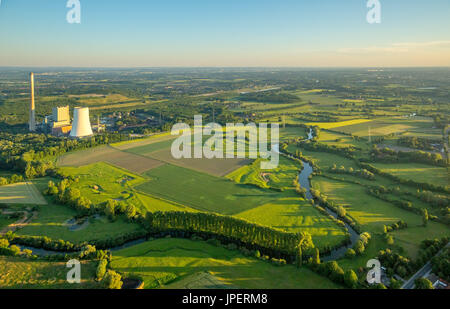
[[29, 72, 36, 132]]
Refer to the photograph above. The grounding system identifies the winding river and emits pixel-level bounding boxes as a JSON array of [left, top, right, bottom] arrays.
[[292, 128, 360, 261]]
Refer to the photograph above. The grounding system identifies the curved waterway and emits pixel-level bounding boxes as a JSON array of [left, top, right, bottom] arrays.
[[277, 128, 360, 261]]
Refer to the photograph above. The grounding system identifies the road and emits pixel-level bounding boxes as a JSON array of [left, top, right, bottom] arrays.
[[401, 242, 450, 289]]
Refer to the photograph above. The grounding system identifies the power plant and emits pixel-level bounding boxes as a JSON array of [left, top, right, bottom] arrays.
[[29, 72, 94, 138], [29, 72, 36, 132], [70, 107, 94, 138]]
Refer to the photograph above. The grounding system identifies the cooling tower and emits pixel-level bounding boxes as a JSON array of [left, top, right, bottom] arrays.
[[70, 107, 93, 138]]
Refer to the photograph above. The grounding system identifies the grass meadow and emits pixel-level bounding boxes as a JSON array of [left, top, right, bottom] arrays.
[[136, 164, 286, 215], [16, 178, 145, 244], [235, 196, 348, 248], [371, 162, 449, 188], [110, 238, 341, 289]]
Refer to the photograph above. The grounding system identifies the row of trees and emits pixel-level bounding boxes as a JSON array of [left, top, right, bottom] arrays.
[[0, 174, 24, 186], [329, 164, 375, 180], [143, 211, 315, 262], [370, 146, 446, 167]]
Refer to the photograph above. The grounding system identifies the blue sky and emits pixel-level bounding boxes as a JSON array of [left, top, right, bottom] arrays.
[[0, 0, 449, 67]]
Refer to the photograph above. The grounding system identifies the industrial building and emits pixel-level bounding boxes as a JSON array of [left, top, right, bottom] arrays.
[[29, 72, 95, 138], [43, 106, 72, 136]]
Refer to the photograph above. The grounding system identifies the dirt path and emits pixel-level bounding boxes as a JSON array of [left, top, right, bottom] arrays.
[[0, 210, 38, 235]]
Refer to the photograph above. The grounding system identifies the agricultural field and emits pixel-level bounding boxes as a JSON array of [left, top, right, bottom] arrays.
[[110, 238, 341, 289], [371, 163, 449, 188], [136, 164, 286, 215], [58, 145, 165, 174], [0, 182, 47, 205]]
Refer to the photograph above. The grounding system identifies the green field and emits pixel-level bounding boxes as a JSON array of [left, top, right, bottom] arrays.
[[57, 162, 147, 207], [371, 162, 449, 187], [311, 176, 424, 233], [16, 178, 145, 244], [110, 238, 341, 289], [0, 182, 47, 205], [135, 192, 197, 214], [227, 156, 301, 190], [236, 196, 347, 248], [136, 164, 286, 215]]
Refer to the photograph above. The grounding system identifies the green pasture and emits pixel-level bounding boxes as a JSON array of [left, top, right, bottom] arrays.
[[136, 164, 288, 215], [371, 163, 449, 188], [56, 162, 146, 207], [227, 156, 301, 190], [311, 176, 424, 233], [16, 177, 145, 244], [110, 238, 341, 289], [235, 196, 347, 248]]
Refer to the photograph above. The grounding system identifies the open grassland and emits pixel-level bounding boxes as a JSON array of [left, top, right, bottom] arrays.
[[287, 146, 360, 170], [0, 182, 47, 205], [58, 145, 164, 174], [110, 238, 341, 289], [235, 196, 347, 248], [311, 176, 425, 233], [16, 178, 145, 244], [317, 130, 369, 149], [57, 162, 146, 207], [279, 126, 309, 141], [136, 164, 287, 215], [392, 224, 450, 259], [135, 192, 197, 214], [371, 163, 449, 188], [227, 156, 301, 190], [0, 256, 99, 289]]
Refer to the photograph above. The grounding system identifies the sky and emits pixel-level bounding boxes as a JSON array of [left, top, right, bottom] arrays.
[[0, 0, 449, 67]]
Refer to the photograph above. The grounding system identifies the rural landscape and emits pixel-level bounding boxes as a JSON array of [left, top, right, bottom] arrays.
[[0, 0, 449, 296], [0, 67, 448, 290]]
